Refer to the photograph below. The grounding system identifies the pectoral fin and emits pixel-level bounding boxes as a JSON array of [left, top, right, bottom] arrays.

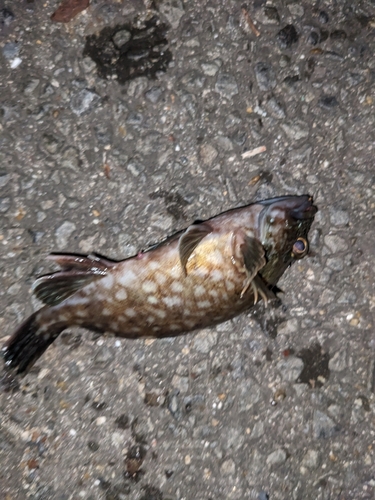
[[236, 234, 275, 305], [178, 222, 212, 274]]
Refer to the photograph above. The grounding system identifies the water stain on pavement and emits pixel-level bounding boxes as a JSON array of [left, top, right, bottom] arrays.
[[83, 16, 172, 83], [296, 343, 330, 388]]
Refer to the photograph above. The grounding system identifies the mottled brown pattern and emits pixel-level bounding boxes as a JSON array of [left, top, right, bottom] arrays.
[[3, 195, 317, 374]]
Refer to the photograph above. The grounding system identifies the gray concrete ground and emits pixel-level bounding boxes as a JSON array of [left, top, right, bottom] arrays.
[[1, 0, 375, 498]]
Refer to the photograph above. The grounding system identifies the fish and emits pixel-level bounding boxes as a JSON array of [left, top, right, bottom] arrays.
[[2, 195, 317, 375]]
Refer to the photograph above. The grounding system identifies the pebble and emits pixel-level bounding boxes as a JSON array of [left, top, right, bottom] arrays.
[[324, 234, 348, 253], [93, 346, 115, 367], [10, 57, 22, 69], [254, 62, 277, 91], [215, 73, 239, 98], [0, 173, 10, 188], [2, 42, 19, 60], [329, 350, 347, 372], [24, 79, 40, 95], [199, 143, 218, 166], [55, 221, 76, 247], [180, 70, 206, 91], [145, 86, 163, 104], [319, 96, 339, 109], [313, 410, 341, 439], [158, 0, 184, 29], [281, 121, 309, 141], [61, 146, 80, 171], [112, 29, 131, 49], [0, 197, 10, 213], [201, 62, 219, 76], [0, 7, 14, 26], [127, 77, 148, 98], [258, 6, 280, 25], [258, 492, 270, 500], [326, 257, 344, 271], [220, 459, 235, 475], [276, 25, 299, 49], [70, 89, 100, 115], [266, 448, 287, 466], [171, 375, 189, 393], [126, 112, 144, 125], [41, 133, 62, 155], [192, 330, 218, 354], [308, 31, 320, 46], [301, 449, 320, 469], [337, 290, 357, 304], [319, 11, 329, 24], [329, 207, 349, 227], [277, 356, 304, 382], [288, 4, 304, 17], [265, 96, 286, 119], [251, 420, 265, 439]]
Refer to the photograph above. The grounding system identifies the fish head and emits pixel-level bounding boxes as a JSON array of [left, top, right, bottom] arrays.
[[257, 195, 317, 285]]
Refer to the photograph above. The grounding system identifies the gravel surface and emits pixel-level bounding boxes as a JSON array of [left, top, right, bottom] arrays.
[[1, 1, 375, 499]]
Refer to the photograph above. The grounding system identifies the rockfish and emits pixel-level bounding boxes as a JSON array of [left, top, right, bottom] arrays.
[[2, 195, 317, 375]]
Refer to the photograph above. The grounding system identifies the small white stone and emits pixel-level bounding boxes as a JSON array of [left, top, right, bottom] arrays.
[[10, 57, 22, 68]]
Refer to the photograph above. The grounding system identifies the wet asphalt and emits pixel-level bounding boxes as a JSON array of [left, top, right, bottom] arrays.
[[1, 1, 375, 499]]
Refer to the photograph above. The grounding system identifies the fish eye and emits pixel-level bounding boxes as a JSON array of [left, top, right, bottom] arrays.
[[291, 237, 308, 259]]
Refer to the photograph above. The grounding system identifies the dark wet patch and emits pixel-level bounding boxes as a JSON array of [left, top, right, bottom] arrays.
[[250, 298, 284, 339], [149, 189, 189, 220], [296, 343, 330, 388], [276, 24, 299, 48], [140, 485, 163, 500], [83, 16, 172, 84], [115, 414, 130, 429], [124, 444, 147, 480]]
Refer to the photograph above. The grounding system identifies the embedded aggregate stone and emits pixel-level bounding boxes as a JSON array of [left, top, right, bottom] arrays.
[[276, 24, 299, 48], [3, 42, 19, 59], [70, 89, 100, 115], [254, 62, 277, 91], [313, 410, 341, 439], [214, 73, 239, 98], [55, 221, 77, 248], [266, 449, 287, 466]]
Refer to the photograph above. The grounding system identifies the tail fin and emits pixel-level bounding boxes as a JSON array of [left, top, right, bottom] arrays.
[[2, 311, 65, 375]]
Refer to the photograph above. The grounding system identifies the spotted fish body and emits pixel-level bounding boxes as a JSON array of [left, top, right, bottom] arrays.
[[2, 195, 317, 374]]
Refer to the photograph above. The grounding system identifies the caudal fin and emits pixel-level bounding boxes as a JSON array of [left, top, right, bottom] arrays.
[[2, 311, 64, 375]]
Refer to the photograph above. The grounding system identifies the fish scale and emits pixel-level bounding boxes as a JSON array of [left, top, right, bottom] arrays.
[[2, 195, 317, 375]]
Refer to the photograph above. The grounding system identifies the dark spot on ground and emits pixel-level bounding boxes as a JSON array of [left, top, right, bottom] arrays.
[[83, 16, 172, 84], [296, 343, 330, 388]]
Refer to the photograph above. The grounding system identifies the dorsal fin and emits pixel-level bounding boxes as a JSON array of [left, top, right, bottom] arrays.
[[47, 253, 116, 272], [178, 222, 212, 274], [32, 254, 116, 306]]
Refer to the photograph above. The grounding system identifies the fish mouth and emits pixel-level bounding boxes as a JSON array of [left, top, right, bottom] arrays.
[[289, 195, 318, 220], [259, 195, 318, 220]]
